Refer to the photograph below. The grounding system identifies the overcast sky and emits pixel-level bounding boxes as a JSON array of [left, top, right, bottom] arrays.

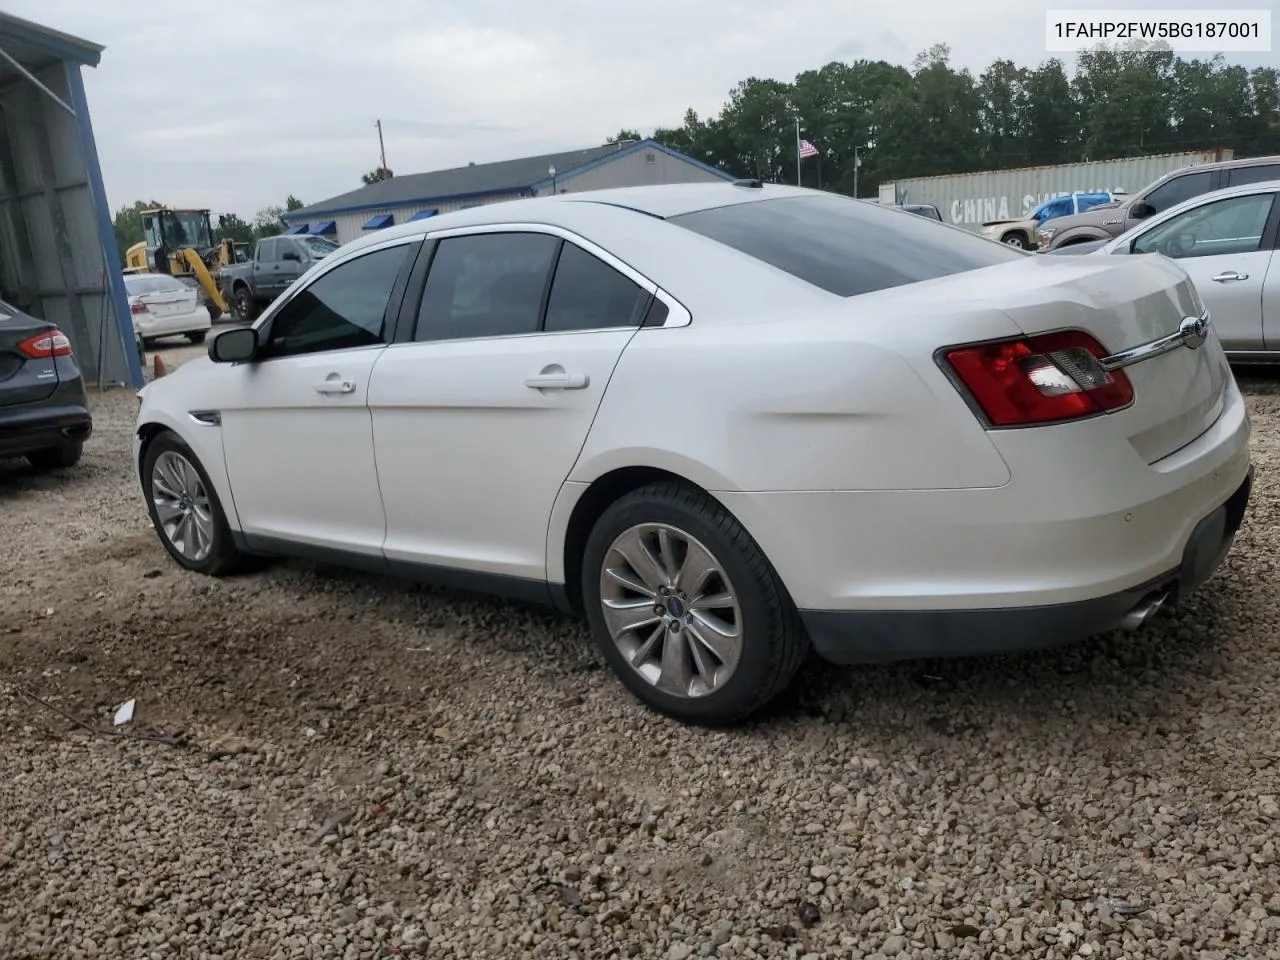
[[10, 0, 1276, 219]]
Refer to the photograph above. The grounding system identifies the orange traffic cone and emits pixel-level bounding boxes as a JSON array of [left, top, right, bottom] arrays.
[[153, 354, 167, 378]]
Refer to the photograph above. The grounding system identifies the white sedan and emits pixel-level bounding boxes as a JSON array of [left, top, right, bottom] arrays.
[[133, 183, 1254, 725], [1047, 179, 1280, 363], [124, 273, 213, 346]]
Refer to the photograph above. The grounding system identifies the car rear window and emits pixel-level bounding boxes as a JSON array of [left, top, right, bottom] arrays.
[[668, 194, 1025, 297], [124, 275, 189, 295]]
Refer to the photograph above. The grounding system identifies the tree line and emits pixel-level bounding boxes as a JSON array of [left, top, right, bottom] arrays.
[[109, 43, 1279, 261], [620, 44, 1280, 198]]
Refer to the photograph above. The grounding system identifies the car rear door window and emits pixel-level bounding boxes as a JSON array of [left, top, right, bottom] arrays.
[[261, 245, 412, 359], [543, 242, 648, 332], [668, 194, 1024, 297], [415, 232, 559, 341], [1227, 164, 1280, 187]]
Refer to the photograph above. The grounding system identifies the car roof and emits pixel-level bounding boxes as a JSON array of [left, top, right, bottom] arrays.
[[1148, 177, 1280, 214], [330, 182, 840, 256], [1144, 154, 1280, 190], [556, 181, 817, 218]]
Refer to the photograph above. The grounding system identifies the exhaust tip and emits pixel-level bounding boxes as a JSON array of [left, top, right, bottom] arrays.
[[1120, 591, 1168, 632]]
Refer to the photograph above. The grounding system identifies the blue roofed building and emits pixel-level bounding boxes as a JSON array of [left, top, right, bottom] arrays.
[[281, 139, 737, 245]]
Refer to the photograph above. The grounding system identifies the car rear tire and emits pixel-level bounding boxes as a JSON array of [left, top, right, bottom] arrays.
[[27, 441, 83, 471], [233, 287, 258, 322], [187, 330, 207, 344], [142, 431, 244, 576], [581, 481, 808, 726]]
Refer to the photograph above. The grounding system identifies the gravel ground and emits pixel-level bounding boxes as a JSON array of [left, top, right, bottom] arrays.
[[2, 351, 1279, 960]]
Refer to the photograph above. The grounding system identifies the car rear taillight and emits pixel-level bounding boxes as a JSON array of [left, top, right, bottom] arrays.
[[130, 298, 148, 316], [16, 329, 73, 359], [943, 330, 1133, 427]]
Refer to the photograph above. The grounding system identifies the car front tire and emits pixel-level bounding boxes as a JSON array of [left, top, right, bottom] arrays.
[[142, 431, 244, 576], [581, 481, 808, 726]]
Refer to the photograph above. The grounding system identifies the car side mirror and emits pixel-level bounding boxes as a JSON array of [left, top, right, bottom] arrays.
[[1130, 201, 1156, 220], [282, 251, 302, 262], [209, 326, 258, 363]]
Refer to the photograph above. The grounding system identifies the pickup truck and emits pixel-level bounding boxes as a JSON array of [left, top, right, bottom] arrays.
[[1038, 154, 1280, 251], [980, 191, 1117, 250], [219, 234, 339, 321]]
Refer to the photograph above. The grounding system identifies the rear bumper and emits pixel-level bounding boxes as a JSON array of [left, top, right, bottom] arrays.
[[801, 465, 1252, 663], [135, 306, 211, 339], [0, 403, 93, 457]]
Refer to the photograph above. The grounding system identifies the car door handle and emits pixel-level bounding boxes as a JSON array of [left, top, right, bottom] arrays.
[[314, 379, 355, 394], [1211, 271, 1248, 282], [525, 372, 589, 390]]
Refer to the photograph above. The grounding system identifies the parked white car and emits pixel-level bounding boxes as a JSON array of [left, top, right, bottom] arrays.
[[132, 183, 1254, 725], [124, 273, 212, 346], [1048, 180, 1280, 363]]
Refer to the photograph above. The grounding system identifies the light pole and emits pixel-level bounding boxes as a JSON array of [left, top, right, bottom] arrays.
[[548, 164, 557, 195]]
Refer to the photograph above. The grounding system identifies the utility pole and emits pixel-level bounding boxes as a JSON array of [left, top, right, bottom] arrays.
[[375, 119, 388, 177], [853, 145, 860, 198], [795, 118, 802, 187]]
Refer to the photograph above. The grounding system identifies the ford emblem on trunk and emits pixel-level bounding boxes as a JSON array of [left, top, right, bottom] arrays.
[[1179, 314, 1209, 349]]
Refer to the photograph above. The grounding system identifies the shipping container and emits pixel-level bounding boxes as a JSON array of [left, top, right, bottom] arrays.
[[881, 150, 1234, 232]]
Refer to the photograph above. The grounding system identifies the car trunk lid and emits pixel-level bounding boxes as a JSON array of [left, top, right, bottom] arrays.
[[0, 303, 59, 406], [137, 286, 198, 318], [898, 254, 1228, 463]]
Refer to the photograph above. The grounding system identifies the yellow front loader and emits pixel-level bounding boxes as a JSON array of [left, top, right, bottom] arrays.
[[123, 208, 234, 319]]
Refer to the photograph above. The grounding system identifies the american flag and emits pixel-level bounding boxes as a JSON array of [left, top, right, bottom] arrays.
[[798, 139, 819, 159]]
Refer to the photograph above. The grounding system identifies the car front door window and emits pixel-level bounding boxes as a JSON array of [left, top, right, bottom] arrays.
[[1132, 193, 1276, 259], [262, 245, 412, 359], [1141, 171, 1216, 216]]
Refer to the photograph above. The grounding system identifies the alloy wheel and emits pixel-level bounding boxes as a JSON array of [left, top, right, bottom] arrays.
[[598, 522, 743, 698], [151, 450, 214, 562]]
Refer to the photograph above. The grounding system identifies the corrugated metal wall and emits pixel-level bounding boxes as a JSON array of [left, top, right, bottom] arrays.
[[884, 150, 1234, 231], [0, 61, 127, 385]]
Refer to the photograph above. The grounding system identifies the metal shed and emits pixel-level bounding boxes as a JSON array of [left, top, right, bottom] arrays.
[[0, 12, 141, 389]]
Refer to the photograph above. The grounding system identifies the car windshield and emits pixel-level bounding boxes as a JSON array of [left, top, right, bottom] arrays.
[[297, 237, 339, 258], [669, 194, 1025, 297], [124, 275, 189, 295]]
